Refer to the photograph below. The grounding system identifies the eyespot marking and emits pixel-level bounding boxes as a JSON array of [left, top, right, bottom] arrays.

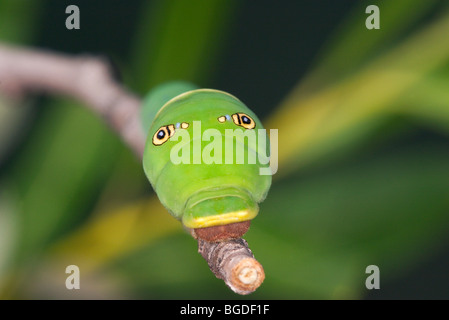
[[232, 113, 255, 129], [152, 124, 175, 146]]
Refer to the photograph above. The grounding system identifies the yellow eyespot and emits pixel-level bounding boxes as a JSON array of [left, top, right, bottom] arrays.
[[152, 124, 175, 146], [231, 113, 256, 129]]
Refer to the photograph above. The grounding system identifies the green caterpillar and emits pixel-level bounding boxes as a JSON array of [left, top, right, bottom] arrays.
[[141, 81, 272, 241]]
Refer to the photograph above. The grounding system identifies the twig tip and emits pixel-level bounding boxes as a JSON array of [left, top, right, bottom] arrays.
[[228, 257, 265, 295]]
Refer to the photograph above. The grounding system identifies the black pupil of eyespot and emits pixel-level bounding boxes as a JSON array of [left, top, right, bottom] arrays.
[[242, 116, 250, 124], [157, 130, 165, 139]]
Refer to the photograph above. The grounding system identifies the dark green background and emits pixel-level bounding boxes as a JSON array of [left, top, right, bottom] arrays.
[[1, 0, 448, 299]]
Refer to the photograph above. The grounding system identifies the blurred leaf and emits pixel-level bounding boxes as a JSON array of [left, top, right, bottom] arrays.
[[397, 72, 449, 133], [266, 8, 449, 177], [0, 0, 42, 43], [0, 0, 43, 167], [130, 0, 237, 93], [49, 196, 181, 272], [0, 97, 34, 165], [9, 99, 124, 265], [300, 0, 441, 92]]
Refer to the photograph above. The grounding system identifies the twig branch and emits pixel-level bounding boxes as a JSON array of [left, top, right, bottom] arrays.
[[0, 43, 265, 295], [0, 44, 145, 158], [198, 238, 264, 295]]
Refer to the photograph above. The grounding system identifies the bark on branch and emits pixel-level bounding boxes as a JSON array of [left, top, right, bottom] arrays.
[[0, 43, 264, 295], [0, 44, 145, 158], [198, 238, 264, 295]]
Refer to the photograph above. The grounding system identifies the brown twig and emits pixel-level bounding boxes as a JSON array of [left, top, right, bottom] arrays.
[[198, 238, 265, 295], [0, 44, 145, 158], [0, 43, 265, 295]]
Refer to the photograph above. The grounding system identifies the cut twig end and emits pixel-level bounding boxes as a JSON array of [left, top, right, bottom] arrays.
[[229, 257, 265, 295], [197, 238, 265, 295]]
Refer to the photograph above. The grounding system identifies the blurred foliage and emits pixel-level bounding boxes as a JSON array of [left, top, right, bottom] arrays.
[[130, 0, 237, 92], [1, 0, 449, 299]]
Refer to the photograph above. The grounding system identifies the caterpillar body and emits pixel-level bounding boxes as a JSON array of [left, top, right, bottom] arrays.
[[141, 82, 272, 241]]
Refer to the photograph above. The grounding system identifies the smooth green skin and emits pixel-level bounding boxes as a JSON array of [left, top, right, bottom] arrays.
[[142, 82, 272, 229]]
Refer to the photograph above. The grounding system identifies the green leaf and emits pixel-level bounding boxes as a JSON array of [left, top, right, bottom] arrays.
[[0, 97, 34, 165], [267, 8, 449, 177], [397, 72, 449, 134], [130, 0, 238, 93], [299, 0, 441, 93], [0, 0, 43, 44], [9, 99, 124, 265]]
